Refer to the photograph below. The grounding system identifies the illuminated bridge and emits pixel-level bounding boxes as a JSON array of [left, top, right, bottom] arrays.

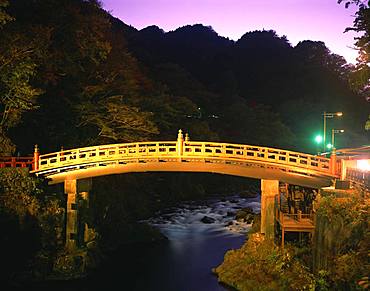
[[1, 130, 368, 250], [27, 130, 337, 187]]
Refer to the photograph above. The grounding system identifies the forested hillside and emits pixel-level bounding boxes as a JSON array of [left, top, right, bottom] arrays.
[[124, 23, 369, 152], [1, 0, 369, 156]]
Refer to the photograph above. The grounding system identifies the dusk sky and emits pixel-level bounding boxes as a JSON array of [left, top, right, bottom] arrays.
[[102, 0, 361, 64]]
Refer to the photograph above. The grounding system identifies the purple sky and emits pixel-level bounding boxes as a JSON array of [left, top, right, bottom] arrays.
[[102, 0, 361, 64]]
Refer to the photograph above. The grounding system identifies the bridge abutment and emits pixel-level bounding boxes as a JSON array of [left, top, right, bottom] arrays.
[[260, 179, 279, 239]]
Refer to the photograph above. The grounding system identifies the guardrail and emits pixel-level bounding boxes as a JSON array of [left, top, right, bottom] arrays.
[[346, 168, 370, 188], [0, 157, 34, 169], [183, 142, 331, 173], [33, 135, 332, 178], [276, 208, 313, 224]]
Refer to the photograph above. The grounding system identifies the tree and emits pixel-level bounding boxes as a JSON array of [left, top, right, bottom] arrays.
[[339, 1, 369, 98], [6, 0, 117, 151], [219, 100, 295, 149], [338, 1, 369, 137], [314, 194, 369, 289], [74, 15, 160, 144], [0, 1, 45, 155], [366, 115, 370, 130], [0, 0, 12, 27], [76, 95, 159, 143]]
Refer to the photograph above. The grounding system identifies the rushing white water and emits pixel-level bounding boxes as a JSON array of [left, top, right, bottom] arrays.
[[26, 194, 262, 291], [146, 195, 261, 239], [132, 194, 262, 291]]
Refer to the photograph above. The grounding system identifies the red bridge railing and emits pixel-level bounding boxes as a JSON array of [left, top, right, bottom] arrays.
[[0, 157, 34, 170], [0, 145, 39, 171]]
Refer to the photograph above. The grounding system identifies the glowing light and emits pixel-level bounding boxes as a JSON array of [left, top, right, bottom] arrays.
[[315, 135, 323, 144], [357, 159, 370, 171], [326, 143, 333, 149]]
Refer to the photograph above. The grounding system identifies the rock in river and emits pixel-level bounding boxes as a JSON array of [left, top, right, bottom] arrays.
[[201, 216, 216, 224], [235, 207, 254, 223]]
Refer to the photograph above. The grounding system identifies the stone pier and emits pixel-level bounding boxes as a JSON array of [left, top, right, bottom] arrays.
[[260, 179, 279, 239], [64, 178, 92, 251]]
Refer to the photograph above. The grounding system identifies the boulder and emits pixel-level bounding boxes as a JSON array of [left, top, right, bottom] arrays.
[[201, 216, 216, 224], [235, 207, 254, 223], [227, 211, 235, 217]]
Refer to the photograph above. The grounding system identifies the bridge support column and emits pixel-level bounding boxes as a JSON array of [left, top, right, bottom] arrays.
[[78, 178, 92, 246], [260, 179, 279, 239], [65, 179, 78, 251], [64, 178, 92, 251]]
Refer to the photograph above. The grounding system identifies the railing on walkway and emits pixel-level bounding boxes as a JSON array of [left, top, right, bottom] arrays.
[[275, 208, 314, 226], [346, 168, 370, 188], [33, 139, 332, 177], [0, 157, 34, 169]]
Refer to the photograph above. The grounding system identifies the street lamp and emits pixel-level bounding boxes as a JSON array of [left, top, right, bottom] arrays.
[[315, 135, 323, 144], [331, 129, 344, 150], [323, 111, 343, 152]]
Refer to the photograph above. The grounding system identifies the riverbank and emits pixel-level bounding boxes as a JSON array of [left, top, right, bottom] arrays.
[[213, 190, 369, 290]]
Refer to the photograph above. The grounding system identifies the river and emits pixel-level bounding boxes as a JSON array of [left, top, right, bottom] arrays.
[[24, 194, 260, 291]]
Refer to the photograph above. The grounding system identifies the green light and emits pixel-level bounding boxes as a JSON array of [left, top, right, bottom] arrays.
[[326, 143, 333, 149], [315, 135, 323, 144]]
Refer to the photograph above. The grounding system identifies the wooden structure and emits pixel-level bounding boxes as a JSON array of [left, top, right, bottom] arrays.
[[30, 130, 335, 188], [3, 131, 368, 250]]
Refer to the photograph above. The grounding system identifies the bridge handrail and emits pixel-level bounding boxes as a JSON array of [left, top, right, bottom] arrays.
[[184, 141, 330, 171], [0, 156, 34, 169], [32, 139, 332, 176], [346, 167, 370, 188], [275, 208, 314, 225]]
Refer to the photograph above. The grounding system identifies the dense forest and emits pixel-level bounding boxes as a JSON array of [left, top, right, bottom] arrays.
[[0, 0, 368, 157]]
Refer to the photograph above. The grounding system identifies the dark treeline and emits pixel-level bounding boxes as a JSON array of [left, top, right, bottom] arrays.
[[123, 23, 370, 152]]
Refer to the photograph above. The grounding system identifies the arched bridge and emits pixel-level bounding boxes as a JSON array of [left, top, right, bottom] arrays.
[[28, 130, 336, 188], [4, 130, 364, 250]]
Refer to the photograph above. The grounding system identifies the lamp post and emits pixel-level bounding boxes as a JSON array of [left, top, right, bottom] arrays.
[[331, 129, 344, 150], [323, 111, 343, 152]]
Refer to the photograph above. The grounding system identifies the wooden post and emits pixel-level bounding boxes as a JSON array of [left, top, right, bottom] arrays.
[[330, 148, 337, 175], [261, 179, 279, 239], [33, 144, 39, 171], [177, 129, 184, 157]]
